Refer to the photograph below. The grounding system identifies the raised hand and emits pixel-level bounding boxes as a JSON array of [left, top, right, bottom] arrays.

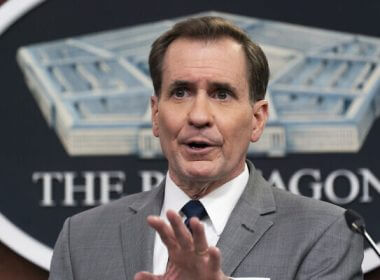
[[134, 210, 228, 280]]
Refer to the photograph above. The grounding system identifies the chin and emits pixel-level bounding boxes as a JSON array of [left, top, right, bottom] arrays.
[[182, 162, 220, 180]]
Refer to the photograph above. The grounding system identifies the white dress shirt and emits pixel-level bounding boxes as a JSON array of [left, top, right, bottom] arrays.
[[153, 164, 249, 275]]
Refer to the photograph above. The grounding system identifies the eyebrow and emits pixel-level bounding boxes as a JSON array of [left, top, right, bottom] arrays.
[[168, 80, 191, 92], [168, 80, 237, 93], [208, 82, 237, 93]]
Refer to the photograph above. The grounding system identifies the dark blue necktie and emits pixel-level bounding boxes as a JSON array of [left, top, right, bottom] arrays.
[[181, 200, 207, 232]]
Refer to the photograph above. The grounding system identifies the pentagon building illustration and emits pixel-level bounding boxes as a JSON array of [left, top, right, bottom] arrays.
[[17, 11, 380, 157]]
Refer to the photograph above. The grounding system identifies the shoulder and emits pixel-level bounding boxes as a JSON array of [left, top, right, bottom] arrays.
[[272, 186, 344, 218], [267, 186, 355, 244], [268, 186, 361, 251], [246, 160, 345, 227], [68, 188, 160, 228]]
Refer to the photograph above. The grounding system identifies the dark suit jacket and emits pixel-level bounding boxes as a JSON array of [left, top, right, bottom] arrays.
[[49, 161, 363, 280]]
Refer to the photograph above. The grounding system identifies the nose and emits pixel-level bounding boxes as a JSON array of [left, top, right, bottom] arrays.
[[188, 93, 213, 128]]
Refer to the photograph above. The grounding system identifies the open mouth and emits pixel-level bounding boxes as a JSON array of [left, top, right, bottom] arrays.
[[187, 141, 211, 149]]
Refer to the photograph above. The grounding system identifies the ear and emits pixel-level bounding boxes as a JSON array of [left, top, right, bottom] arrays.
[[251, 100, 269, 143], [151, 95, 159, 137]]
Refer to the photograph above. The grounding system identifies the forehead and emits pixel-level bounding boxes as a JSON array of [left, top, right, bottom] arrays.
[[161, 37, 249, 89]]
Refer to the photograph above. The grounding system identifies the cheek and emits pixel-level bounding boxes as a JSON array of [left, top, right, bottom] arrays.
[[221, 113, 253, 144], [158, 111, 181, 140]]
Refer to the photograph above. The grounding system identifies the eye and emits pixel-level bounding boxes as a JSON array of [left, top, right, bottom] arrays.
[[214, 89, 231, 100], [172, 87, 189, 99]]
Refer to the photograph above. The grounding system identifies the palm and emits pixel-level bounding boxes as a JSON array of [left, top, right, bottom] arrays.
[[134, 210, 227, 280]]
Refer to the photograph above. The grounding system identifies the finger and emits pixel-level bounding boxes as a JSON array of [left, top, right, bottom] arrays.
[[147, 216, 177, 251], [207, 247, 222, 273], [166, 210, 193, 250], [190, 217, 209, 254], [134, 271, 161, 280]]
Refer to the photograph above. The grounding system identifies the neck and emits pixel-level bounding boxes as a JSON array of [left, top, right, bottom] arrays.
[[178, 181, 214, 199], [169, 165, 246, 199]]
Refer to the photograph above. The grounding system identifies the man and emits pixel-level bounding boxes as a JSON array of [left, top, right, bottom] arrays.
[[49, 17, 363, 280]]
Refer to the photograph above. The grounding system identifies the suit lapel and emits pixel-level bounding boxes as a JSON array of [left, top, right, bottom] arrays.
[[120, 183, 165, 280], [218, 161, 276, 276]]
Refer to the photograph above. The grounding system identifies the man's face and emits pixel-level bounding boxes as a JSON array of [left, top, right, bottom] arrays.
[[151, 37, 268, 190]]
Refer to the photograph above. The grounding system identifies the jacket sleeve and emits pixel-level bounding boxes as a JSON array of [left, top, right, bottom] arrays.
[[49, 218, 75, 280], [295, 213, 364, 280]]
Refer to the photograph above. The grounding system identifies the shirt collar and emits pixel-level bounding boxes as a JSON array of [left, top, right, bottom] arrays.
[[161, 164, 249, 235]]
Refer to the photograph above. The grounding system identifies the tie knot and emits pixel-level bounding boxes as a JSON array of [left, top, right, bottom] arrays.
[[181, 200, 207, 220], [181, 200, 207, 231]]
